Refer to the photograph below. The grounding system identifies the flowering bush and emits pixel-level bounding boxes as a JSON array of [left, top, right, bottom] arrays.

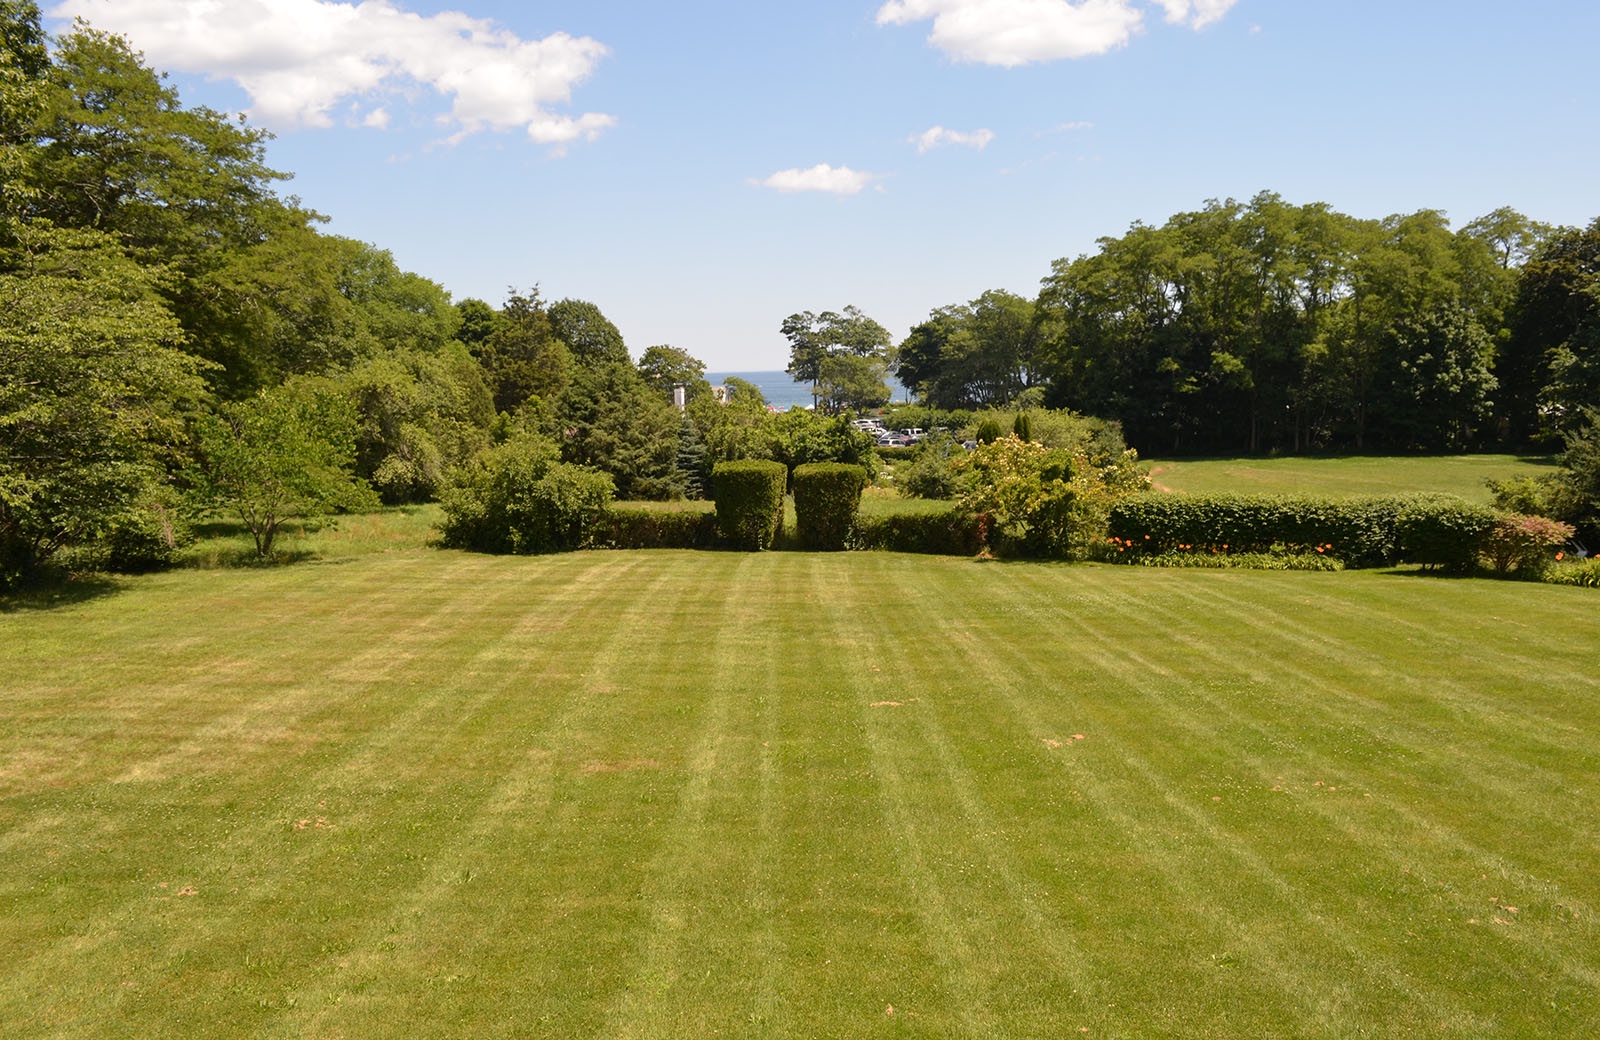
[[1480, 514, 1576, 578], [953, 435, 1148, 558]]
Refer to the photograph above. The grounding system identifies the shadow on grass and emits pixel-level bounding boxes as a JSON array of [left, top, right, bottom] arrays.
[[179, 545, 317, 569], [0, 573, 127, 613]]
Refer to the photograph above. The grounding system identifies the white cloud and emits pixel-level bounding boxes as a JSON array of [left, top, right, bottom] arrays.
[[911, 125, 996, 153], [876, 0, 1236, 66], [1153, 0, 1237, 29], [1041, 120, 1095, 134], [752, 165, 883, 196], [48, 0, 616, 149]]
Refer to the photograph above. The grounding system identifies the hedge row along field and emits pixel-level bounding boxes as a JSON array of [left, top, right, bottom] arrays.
[[2, 544, 1598, 1038]]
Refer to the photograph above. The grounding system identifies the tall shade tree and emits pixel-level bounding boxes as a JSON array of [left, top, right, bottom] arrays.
[[548, 298, 628, 367], [896, 290, 1038, 409], [340, 344, 494, 504], [472, 288, 571, 417], [1, 226, 207, 582], [638, 344, 710, 404], [1035, 195, 1509, 454], [1501, 219, 1600, 443]]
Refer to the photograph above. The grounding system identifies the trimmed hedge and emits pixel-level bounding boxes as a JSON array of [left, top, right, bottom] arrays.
[[793, 463, 867, 551], [853, 508, 985, 556], [1108, 493, 1498, 569], [1394, 496, 1500, 573], [594, 507, 719, 550], [712, 460, 787, 551]]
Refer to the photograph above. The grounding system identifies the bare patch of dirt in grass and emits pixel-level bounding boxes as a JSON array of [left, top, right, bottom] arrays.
[[870, 698, 920, 708]]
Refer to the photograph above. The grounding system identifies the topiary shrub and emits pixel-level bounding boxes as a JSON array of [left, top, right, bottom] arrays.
[[793, 462, 867, 551], [438, 433, 615, 554], [974, 418, 1003, 445], [1012, 411, 1033, 442], [1394, 496, 1499, 572], [712, 459, 787, 550]]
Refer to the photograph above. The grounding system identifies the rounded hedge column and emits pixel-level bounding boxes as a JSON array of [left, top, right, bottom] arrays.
[[793, 462, 867, 551], [712, 460, 788, 550]]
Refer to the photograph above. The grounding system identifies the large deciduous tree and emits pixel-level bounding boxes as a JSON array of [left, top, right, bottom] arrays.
[[1501, 219, 1600, 443], [895, 290, 1038, 409], [638, 344, 711, 404], [781, 306, 892, 413], [548, 298, 628, 367], [1033, 194, 1512, 454], [1, 226, 207, 582]]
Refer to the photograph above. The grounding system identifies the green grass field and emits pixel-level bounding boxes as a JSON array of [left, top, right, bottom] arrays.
[[1147, 453, 1556, 502], [3, 512, 1599, 1038]]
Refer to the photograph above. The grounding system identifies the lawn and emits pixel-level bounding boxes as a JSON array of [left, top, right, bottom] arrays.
[[2, 521, 1598, 1038], [1146, 453, 1556, 502]]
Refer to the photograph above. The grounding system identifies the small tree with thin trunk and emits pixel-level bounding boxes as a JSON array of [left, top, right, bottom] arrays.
[[199, 381, 377, 556]]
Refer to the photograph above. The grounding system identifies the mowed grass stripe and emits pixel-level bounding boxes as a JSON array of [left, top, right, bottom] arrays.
[[884, 558, 1412, 1035], [4, 547, 1600, 1037], [277, 552, 696, 1038], [4, 553, 685, 1037], [993, 564, 1598, 1034], [840, 555, 1115, 1036], [1129, 573, 1600, 904]]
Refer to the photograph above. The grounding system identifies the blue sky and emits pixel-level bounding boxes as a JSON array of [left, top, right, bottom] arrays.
[[45, 1, 1600, 370]]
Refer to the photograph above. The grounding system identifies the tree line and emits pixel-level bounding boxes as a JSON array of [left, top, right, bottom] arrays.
[[892, 194, 1599, 457], [1, 5, 890, 582], [8, 3, 1600, 582]]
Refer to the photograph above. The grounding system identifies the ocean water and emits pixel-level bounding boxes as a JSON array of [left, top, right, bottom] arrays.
[[705, 371, 910, 411]]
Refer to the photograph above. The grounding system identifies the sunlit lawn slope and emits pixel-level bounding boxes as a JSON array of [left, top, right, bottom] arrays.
[[2, 523, 1597, 1038], [1147, 453, 1556, 502]]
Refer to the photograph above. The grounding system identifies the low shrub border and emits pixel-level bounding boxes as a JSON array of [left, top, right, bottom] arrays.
[[853, 508, 986, 556], [594, 507, 719, 550], [1109, 492, 1498, 569]]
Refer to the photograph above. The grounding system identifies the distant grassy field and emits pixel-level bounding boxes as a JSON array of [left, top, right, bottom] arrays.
[[1147, 454, 1556, 502], [3, 519, 1598, 1038]]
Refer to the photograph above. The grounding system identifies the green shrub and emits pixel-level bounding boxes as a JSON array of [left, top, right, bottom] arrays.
[[954, 437, 1148, 559], [1480, 514, 1575, 578], [712, 460, 787, 550], [1393, 496, 1500, 572], [102, 487, 193, 573], [793, 463, 867, 551], [974, 418, 1003, 445], [1545, 556, 1600, 587], [875, 446, 919, 464], [1012, 411, 1033, 442], [894, 435, 964, 500], [1107, 493, 1479, 569], [438, 434, 615, 554], [594, 507, 719, 550], [853, 509, 985, 556]]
